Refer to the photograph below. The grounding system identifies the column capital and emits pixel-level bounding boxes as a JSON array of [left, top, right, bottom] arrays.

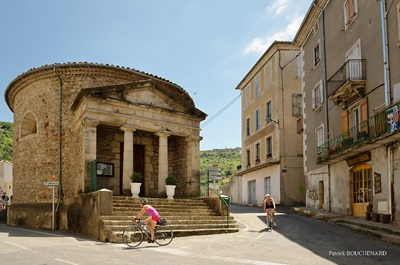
[[83, 118, 100, 127], [155, 131, 171, 138], [185, 135, 202, 142], [119, 124, 137, 132]]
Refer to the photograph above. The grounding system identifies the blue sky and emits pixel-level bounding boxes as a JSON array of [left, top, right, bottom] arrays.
[[0, 0, 312, 150]]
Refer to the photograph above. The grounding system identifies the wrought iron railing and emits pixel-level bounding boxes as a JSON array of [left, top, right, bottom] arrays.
[[317, 102, 400, 162], [327, 59, 366, 97]]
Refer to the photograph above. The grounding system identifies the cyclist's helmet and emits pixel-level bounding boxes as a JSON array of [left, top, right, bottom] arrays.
[[265, 194, 271, 198], [139, 198, 148, 205]]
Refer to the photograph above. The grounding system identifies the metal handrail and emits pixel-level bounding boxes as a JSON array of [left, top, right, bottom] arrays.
[[190, 181, 230, 228], [327, 59, 366, 97], [317, 101, 400, 162]]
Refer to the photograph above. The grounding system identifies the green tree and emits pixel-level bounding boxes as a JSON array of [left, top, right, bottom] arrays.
[[0, 122, 13, 162]]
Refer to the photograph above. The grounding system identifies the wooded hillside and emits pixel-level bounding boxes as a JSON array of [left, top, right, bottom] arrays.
[[0, 122, 13, 162], [199, 147, 241, 182]]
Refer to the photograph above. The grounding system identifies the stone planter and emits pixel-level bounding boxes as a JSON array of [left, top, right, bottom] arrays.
[[130, 183, 141, 198], [165, 185, 176, 199]]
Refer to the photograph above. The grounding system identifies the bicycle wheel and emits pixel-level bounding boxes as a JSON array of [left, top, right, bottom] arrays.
[[267, 212, 273, 231], [122, 225, 143, 247], [154, 225, 173, 246]]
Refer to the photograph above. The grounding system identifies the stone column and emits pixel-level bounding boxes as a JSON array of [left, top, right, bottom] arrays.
[[155, 131, 171, 194], [185, 135, 202, 196], [83, 119, 100, 191], [120, 125, 136, 191]]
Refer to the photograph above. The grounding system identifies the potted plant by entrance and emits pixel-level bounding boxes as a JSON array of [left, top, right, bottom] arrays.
[[129, 172, 143, 198], [165, 175, 177, 200]]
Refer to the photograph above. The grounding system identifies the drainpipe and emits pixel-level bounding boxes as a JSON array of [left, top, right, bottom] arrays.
[[380, 0, 392, 219], [314, 1, 331, 212], [54, 68, 63, 214], [380, 0, 390, 107], [279, 50, 285, 204], [321, 8, 331, 212], [388, 145, 393, 220]]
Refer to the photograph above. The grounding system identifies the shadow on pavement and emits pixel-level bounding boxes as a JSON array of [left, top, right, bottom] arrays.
[[230, 204, 400, 265]]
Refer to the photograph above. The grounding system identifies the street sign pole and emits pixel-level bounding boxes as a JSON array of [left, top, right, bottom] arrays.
[[44, 180, 59, 231], [207, 165, 222, 194], [51, 186, 55, 231]]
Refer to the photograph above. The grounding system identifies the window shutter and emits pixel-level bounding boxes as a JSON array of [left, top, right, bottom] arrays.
[[359, 97, 368, 132], [312, 89, 316, 110], [292, 94, 302, 117], [359, 97, 368, 122], [349, 0, 355, 18], [342, 110, 349, 133], [319, 84, 324, 104]]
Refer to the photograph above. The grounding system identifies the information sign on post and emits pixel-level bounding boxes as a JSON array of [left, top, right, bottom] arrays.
[[44, 181, 60, 186], [43, 178, 59, 231], [207, 165, 222, 183]]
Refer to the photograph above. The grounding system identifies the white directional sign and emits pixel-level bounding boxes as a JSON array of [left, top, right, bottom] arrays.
[[209, 171, 222, 176], [44, 181, 59, 186], [208, 165, 222, 183], [207, 166, 221, 171]]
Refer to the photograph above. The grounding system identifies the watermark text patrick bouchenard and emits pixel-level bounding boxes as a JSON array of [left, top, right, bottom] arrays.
[[329, 250, 387, 257]]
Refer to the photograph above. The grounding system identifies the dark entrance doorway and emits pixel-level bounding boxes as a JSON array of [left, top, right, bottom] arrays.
[[119, 143, 146, 196], [134, 144, 145, 196]]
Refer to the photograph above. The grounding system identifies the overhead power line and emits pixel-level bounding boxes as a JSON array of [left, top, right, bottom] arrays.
[[201, 92, 242, 128]]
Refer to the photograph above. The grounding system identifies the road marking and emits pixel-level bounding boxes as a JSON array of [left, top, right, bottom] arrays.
[[55, 258, 79, 265], [256, 233, 264, 239], [4, 240, 30, 250], [233, 217, 265, 239], [0, 224, 60, 237], [148, 248, 287, 265], [0, 223, 91, 241], [234, 218, 250, 231]]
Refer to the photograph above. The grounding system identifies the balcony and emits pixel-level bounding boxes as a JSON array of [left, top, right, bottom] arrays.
[[327, 59, 366, 108], [317, 101, 400, 164]]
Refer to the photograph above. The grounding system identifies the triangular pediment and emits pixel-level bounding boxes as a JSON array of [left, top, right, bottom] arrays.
[[71, 80, 206, 118]]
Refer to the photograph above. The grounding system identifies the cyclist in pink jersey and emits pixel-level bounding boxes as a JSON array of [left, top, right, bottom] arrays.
[[134, 198, 160, 243]]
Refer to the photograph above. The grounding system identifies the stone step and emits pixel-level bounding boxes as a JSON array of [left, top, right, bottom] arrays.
[[112, 211, 218, 217], [104, 223, 239, 232], [100, 215, 235, 221], [102, 219, 237, 226], [113, 197, 207, 205], [99, 197, 238, 243], [112, 207, 216, 214], [113, 203, 209, 208]]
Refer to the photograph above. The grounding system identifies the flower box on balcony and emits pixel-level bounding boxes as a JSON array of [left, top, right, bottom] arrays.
[[357, 131, 369, 142], [342, 138, 354, 147]]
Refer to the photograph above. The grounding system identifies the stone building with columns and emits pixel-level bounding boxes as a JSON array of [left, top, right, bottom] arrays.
[[4, 62, 206, 229]]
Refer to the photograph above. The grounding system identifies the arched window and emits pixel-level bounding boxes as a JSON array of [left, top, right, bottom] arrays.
[[21, 112, 37, 137]]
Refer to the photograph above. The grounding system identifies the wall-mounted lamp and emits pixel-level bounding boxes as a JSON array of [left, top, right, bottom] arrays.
[[266, 116, 279, 125]]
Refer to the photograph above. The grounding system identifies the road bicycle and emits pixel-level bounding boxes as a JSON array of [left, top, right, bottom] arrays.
[[0, 198, 7, 212], [122, 218, 173, 247], [266, 210, 275, 231]]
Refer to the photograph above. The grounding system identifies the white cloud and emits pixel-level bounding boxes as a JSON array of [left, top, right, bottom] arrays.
[[244, 15, 305, 55], [286, 16, 305, 36], [270, 0, 289, 15]]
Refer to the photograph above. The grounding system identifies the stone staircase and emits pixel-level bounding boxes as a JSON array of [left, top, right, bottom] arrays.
[[100, 197, 239, 243]]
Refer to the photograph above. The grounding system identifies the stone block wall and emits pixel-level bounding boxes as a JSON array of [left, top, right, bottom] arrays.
[[169, 136, 189, 197]]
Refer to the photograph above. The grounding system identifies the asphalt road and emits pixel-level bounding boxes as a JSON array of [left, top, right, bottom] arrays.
[[0, 205, 399, 265]]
